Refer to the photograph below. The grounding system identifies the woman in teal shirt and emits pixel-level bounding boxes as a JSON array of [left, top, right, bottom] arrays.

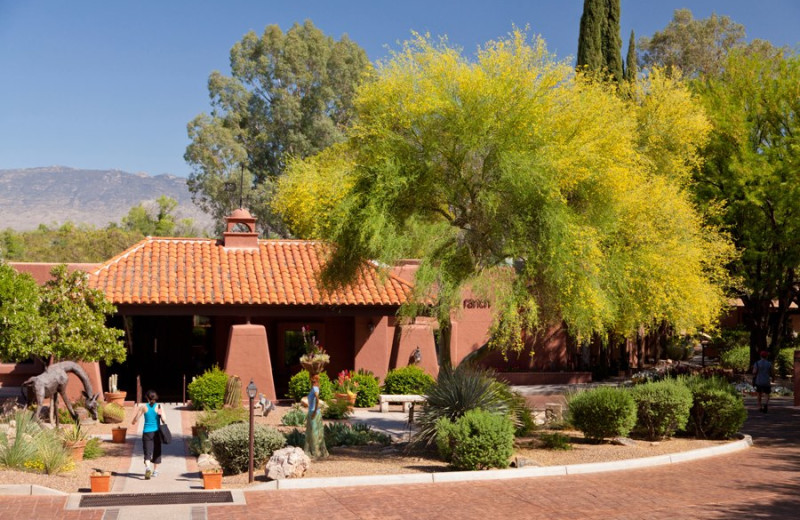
[[131, 389, 163, 479]]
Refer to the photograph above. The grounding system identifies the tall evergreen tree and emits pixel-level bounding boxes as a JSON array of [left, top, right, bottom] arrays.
[[577, 0, 605, 71], [624, 30, 638, 81], [602, 0, 623, 81]]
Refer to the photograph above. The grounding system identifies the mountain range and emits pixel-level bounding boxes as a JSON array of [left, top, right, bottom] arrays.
[[0, 167, 214, 232]]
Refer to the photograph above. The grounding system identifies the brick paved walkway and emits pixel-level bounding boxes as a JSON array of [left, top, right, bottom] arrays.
[[0, 397, 797, 519]]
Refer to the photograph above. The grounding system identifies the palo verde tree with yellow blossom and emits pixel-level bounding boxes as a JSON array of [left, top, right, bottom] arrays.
[[273, 31, 732, 364]]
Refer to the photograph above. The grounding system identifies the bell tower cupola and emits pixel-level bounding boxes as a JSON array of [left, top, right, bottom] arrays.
[[223, 208, 259, 249]]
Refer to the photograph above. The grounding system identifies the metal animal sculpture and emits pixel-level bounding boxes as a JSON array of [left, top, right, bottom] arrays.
[[21, 361, 99, 424]]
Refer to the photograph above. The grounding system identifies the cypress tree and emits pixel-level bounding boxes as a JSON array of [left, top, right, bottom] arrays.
[[624, 30, 638, 81], [577, 0, 605, 71], [602, 0, 623, 81]]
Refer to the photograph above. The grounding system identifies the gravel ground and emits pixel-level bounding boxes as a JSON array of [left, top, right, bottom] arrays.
[[0, 403, 728, 493]]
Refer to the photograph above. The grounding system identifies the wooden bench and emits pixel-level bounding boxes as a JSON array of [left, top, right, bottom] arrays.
[[379, 394, 426, 423]]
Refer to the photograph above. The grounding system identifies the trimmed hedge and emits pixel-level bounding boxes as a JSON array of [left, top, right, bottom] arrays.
[[435, 409, 514, 470], [567, 387, 637, 441], [629, 379, 692, 441], [382, 366, 435, 395], [719, 346, 749, 373], [209, 422, 286, 474]]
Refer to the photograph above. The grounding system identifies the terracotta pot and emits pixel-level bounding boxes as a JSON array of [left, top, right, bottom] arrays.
[[104, 391, 127, 406], [65, 440, 87, 462], [90, 473, 111, 493], [111, 427, 127, 443], [202, 470, 223, 489]]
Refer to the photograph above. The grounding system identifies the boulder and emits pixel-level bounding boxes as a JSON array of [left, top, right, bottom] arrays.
[[265, 447, 310, 480]]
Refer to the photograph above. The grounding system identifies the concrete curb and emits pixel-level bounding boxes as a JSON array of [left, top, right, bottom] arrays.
[[0, 434, 753, 496], [247, 434, 753, 491]]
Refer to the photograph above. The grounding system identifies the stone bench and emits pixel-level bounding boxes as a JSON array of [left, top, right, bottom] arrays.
[[378, 394, 426, 413]]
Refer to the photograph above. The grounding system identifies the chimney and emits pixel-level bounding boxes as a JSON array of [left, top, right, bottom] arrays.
[[223, 208, 259, 249]]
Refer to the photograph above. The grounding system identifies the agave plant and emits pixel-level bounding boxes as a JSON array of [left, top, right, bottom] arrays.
[[412, 364, 510, 448]]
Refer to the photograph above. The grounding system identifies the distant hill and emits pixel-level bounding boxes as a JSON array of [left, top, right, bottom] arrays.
[[0, 167, 214, 232]]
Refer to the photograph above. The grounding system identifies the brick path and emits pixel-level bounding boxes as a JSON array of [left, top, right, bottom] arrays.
[[1, 398, 797, 519]]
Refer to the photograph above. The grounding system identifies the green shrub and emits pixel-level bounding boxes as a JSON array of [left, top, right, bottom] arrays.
[[351, 369, 381, 407], [494, 384, 536, 437], [539, 432, 572, 450], [776, 347, 795, 378], [284, 428, 306, 447], [323, 398, 351, 419], [666, 336, 695, 361], [414, 364, 510, 448], [435, 408, 514, 470], [286, 370, 333, 402], [83, 436, 105, 459], [189, 431, 212, 456], [209, 422, 286, 474], [680, 376, 746, 439], [188, 365, 229, 410], [719, 346, 750, 373], [567, 387, 637, 442], [100, 402, 125, 424], [196, 407, 247, 432], [57, 407, 76, 424], [629, 379, 692, 441], [324, 422, 391, 447], [382, 365, 435, 395], [280, 404, 307, 426]]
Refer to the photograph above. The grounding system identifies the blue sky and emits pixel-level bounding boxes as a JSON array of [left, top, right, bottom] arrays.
[[1, 1, 798, 178]]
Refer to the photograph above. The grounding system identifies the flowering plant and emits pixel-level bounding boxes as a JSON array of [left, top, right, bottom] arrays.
[[335, 370, 359, 395], [299, 326, 329, 366]]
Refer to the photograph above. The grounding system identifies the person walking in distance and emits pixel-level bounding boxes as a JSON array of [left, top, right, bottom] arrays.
[[131, 389, 163, 478], [753, 351, 772, 413]]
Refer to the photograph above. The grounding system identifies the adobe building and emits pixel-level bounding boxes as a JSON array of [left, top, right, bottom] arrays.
[[2, 209, 610, 402]]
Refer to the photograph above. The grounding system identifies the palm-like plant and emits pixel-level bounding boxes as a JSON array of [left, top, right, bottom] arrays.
[[412, 364, 510, 448]]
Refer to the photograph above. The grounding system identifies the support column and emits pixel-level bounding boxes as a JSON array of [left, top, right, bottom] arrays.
[[224, 324, 276, 402], [794, 350, 800, 407]]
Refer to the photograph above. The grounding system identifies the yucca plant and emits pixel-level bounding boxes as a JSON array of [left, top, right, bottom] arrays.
[[412, 364, 509, 448]]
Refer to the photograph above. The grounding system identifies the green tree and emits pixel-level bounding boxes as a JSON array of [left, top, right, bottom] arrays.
[[577, 0, 622, 81], [624, 30, 637, 81], [0, 224, 143, 263], [693, 49, 800, 360], [577, 0, 604, 71], [0, 261, 46, 362], [185, 20, 372, 237], [638, 9, 749, 78], [38, 265, 126, 365], [602, 0, 623, 82], [122, 195, 197, 237], [275, 32, 732, 361]]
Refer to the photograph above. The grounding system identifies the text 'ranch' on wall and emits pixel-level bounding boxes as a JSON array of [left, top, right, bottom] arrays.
[[462, 299, 490, 309]]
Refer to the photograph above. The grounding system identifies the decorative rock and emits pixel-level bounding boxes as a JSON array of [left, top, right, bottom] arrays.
[[512, 456, 539, 468], [197, 453, 221, 470], [610, 437, 637, 447], [265, 447, 310, 480]]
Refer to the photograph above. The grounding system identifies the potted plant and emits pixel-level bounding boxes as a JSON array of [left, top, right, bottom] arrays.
[[61, 423, 89, 462], [111, 425, 128, 443], [201, 467, 223, 489], [298, 326, 329, 374], [334, 370, 358, 409], [104, 374, 127, 405], [90, 470, 112, 492]]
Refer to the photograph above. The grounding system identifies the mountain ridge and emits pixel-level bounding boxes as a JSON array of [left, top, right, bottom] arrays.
[[0, 166, 214, 232]]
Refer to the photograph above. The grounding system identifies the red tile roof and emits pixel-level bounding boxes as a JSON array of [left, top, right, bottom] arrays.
[[88, 238, 413, 306]]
